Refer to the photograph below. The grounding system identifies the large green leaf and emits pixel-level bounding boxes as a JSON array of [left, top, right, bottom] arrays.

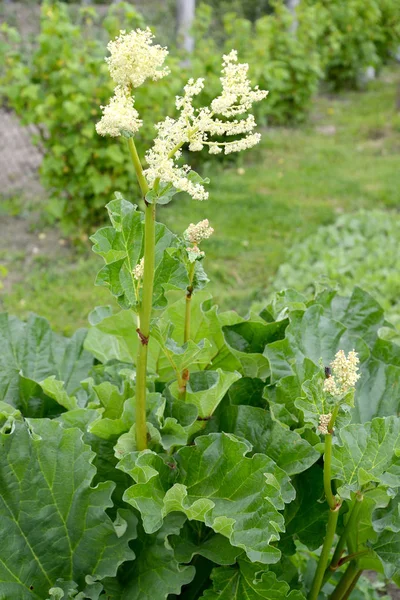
[[214, 403, 319, 476], [170, 521, 243, 566], [263, 290, 400, 422], [0, 312, 93, 415], [84, 291, 242, 382], [0, 407, 136, 599], [91, 197, 188, 310], [201, 560, 305, 599], [331, 416, 400, 499], [353, 338, 400, 422], [120, 433, 293, 564], [223, 319, 288, 379], [108, 515, 195, 600], [169, 369, 241, 419]]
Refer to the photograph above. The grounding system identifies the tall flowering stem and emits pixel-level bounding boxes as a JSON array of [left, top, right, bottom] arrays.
[[310, 350, 360, 600], [97, 28, 268, 449], [309, 407, 342, 600], [128, 137, 153, 451]]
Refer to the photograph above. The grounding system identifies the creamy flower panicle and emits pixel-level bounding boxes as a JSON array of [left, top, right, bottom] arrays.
[[145, 51, 268, 199], [96, 86, 142, 138], [96, 29, 269, 200], [106, 28, 169, 88], [324, 350, 360, 397]]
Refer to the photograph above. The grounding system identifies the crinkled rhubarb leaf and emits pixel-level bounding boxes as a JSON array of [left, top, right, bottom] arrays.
[[119, 433, 293, 564], [200, 560, 306, 599], [331, 416, 400, 499], [0, 408, 136, 599], [0, 312, 93, 415]]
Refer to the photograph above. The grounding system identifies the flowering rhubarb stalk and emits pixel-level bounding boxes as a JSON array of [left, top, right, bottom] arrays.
[[96, 28, 267, 450], [309, 350, 361, 600]]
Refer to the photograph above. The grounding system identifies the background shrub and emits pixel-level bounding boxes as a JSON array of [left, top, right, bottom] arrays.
[[0, 1, 183, 234], [193, 0, 322, 125], [272, 210, 400, 327], [307, 0, 400, 89]]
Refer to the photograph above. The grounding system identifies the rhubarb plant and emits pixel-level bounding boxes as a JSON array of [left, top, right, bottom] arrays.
[[0, 27, 399, 600]]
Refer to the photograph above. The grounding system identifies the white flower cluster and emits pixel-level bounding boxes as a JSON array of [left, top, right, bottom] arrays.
[[106, 28, 169, 88], [96, 86, 142, 137], [186, 246, 205, 262], [144, 50, 268, 200], [318, 413, 332, 435], [132, 257, 144, 280], [184, 219, 214, 262], [96, 28, 169, 138], [324, 350, 360, 397], [184, 219, 214, 244]]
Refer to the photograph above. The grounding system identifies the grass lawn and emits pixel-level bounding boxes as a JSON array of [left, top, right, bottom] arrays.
[[1, 69, 400, 335]]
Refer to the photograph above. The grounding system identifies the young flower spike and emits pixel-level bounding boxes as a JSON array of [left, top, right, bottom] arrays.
[[96, 85, 142, 137], [132, 257, 144, 280], [106, 28, 169, 88], [184, 219, 214, 262], [318, 413, 332, 435], [144, 51, 268, 200], [184, 219, 214, 244], [323, 350, 360, 397]]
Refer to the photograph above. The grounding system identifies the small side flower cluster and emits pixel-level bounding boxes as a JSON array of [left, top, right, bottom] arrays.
[[324, 350, 360, 397], [132, 257, 144, 280], [96, 28, 168, 138], [144, 50, 268, 200], [318, 413, 332, 435], [184, 219, 214, 262]]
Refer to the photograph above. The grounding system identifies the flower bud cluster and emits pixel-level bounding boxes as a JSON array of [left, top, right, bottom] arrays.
[[318, 413, 332, 435], [132, 257, 144, 280], [96, 28, 169, 138], [184, 219, 214, 244], [324, 350, 360, 397], [184, 219, 213, 262]]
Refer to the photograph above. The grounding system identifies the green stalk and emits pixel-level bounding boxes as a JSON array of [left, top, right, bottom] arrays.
[[341, 569, 362, 600], [309, 405, 341, 600], [127, 138, 154, 451], [324, 433, 336, 510], [184, 262, 195, 343], [329, 497, 363, 572], [309, 505, 340, 600], [329, 562, 362, 600]]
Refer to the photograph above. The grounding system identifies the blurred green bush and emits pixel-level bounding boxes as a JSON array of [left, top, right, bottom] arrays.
[[192, 0, 322, 125], [272, 210, 400, 328], [306, 0, 400, 89], [1, 0, 399, 232], [0, 1, 182, 234]]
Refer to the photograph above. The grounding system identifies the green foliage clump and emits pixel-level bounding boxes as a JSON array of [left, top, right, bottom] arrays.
[[307, 0, 400, 89], [0, 1, 182, 233], [273, 210, 400, 328], [193, 0, 322, 124], [0, 284, 399, 597]]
